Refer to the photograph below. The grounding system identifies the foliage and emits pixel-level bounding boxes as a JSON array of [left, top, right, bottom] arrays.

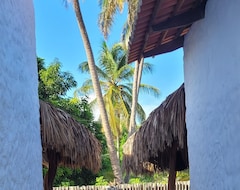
[[119, 126, 128, 161], [76, 41, 134, 139], [98, 0, 139, 43], [38, 57, 77, 101], [47, 97, 107, 186], [129, 177, 141, 184], [76, 42, 159, 140], [38, 56, 111, 186], [128, 174, 154, 184], [127, 170, 189, 184], [176, 169, 189, 181], [70, 0, 124, 182], [98, 0, 125, 38], [98, 154, 114, 182], [75, 42, 159, 183], [153, 172, 169, 184], [50, 167, 97, 187], [61, 181, 71, 187], [95, 176, 109, 186]]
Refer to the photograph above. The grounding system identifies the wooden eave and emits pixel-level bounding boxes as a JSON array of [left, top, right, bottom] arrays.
[[127, 0, 208, 63]]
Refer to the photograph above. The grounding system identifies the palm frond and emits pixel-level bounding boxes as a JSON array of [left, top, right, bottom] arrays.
[[99, 41, 117, 77], [116, 64, 134, 82], [120, 84, 133, 94], [121, 0, 139, 48], [79, 60, 109, 80], [98, 0, 125, 38], [77, 79, 94, 94], [139, 84, 160, 97], [78, 61, 90, 73], [110, 42, 127, 69], [89, 98, 98, 108], [114, 92, 130, 119], [142, 62, 153, 74], [104, 88, 119, 137], [119, 89, 132, 106], [136, 103, 146, 123], [120, 90, 146, 123], [126, 0, 139, 29]]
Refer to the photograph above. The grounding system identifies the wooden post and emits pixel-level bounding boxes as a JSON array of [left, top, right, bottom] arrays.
[[44, 149, 59, 190], [168, 141, 177, 190]]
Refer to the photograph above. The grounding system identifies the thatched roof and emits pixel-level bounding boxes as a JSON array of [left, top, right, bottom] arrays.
[[123, 132, 157, 175], [40, 100, 101, 173], [123, 84, 188, 175]]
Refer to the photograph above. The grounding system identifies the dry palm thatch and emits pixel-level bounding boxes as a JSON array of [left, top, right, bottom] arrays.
[[123, 132, 157, 175], [40, 100, 101, 172], [40, 100, 102, 190], [123, 84, 188, 175]]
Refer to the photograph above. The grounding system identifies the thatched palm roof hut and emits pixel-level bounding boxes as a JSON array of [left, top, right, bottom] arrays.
[[40, 100, 101, 190], [123, 84, 187, 189]]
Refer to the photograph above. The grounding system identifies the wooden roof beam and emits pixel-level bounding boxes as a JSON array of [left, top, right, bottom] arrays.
[[152, 0, 207, 32], [135, 0, 164, 62], [143, 36, 184, 58]]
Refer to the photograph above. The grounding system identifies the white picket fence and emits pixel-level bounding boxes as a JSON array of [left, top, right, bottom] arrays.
[[53, 181, 190, 190]]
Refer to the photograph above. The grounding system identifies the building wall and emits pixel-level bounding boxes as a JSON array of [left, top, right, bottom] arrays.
[[184, 0, 240, 189], [0, 1, 43, 189]]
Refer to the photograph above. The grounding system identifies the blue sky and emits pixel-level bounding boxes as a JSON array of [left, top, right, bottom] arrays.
[[34, 0, 184, 117]]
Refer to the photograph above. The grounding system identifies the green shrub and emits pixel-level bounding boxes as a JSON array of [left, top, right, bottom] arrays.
[[95, 176, 109, 186]]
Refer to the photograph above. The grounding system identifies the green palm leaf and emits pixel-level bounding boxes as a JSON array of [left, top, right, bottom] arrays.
[[139, 84, 160, 97], [77, 41, 159, 145]]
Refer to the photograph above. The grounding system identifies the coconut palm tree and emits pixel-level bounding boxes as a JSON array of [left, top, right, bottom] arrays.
[[75, 41, 160, 147], [68, 0, 123, 183], [98, 0, 145, 137]]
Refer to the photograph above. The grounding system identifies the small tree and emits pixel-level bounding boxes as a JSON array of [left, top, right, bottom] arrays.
[[38, 57, 77, 101]]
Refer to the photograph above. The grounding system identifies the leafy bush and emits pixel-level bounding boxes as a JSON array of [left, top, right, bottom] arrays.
[[129, 177, 141, 184], [95, 176, 109, 186], [61, 181, 70, 187], [176, 169, 189, 181]]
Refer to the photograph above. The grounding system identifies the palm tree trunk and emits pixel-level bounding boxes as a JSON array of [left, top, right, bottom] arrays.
[[128, 57, 144, 136], [116, 135, 119, 159], [125, 57, 143, 183], [128, 61, 139, 135], [72, 0, 123, 183], [137, 57, 144, 94]]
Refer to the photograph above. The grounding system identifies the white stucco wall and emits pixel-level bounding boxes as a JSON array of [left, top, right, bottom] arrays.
[[184, 0, 240, 189], [0, 1, 43, 189]]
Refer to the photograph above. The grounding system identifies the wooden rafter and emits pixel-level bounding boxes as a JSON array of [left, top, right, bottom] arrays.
[[152, 0, 207, 32], [137, 0, 164, 62], [127, 0, 209, 63], [143, 36, 184, 58], [154, 0, 185, 49]]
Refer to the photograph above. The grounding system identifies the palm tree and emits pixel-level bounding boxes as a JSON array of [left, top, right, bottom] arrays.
[[70, 0, 123, 183], [98, 0, 139, 40], [98, 0, 146, 136], [128, 57, 144, 135], [75, 41, 159, 147]]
